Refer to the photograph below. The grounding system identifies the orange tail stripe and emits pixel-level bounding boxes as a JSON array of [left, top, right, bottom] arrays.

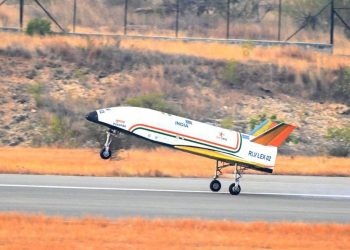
[[252, 124, 295, 147], [268, 125, 296, 147]]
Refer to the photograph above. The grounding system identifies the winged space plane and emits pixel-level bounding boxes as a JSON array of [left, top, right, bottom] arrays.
[[86, 106, 295, 195]]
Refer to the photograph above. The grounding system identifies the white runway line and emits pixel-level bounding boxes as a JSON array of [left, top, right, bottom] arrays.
[[1, 184, 350, 199]]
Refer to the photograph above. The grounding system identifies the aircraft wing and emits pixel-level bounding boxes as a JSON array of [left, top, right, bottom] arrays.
[[175, 146, 273, 173]]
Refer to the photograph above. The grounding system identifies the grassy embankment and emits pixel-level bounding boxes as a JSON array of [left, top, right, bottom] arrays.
[[0, 147, 349, 177], [1, 33, 350, 72], [0, 213, 349, 250]]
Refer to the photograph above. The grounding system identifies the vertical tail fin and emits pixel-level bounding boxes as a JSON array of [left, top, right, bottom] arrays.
[[249, 120, 278, 137], [251, 123, 296, 147]]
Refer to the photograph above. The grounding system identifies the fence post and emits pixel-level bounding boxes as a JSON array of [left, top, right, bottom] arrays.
[[19, 0, 24, 30], [278, 0, 282, 41], [175, 0, 179, 38], [226, 0, 230, 39], [124, 0, 128, 35], [330, 0, 334, 45], [73, 0, 77, 33]]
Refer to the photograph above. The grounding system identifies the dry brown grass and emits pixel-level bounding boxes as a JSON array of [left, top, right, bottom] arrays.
[[1, 32, 349, 74], [0, 147, 349, 177], [121, 38, 350, 72], [0, 213, 349, 250], [274, 156, 350, 176], [0, 32, 111, 51]]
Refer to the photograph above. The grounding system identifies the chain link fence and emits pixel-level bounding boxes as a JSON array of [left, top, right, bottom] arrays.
[[0, 0, 349, 47]]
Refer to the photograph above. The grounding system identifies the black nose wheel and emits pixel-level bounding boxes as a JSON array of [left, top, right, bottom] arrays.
[[100, 147, 112, 159], [229, 183, 241, 195], [99, 129, 118, 160], [210, 179, 221, 192]]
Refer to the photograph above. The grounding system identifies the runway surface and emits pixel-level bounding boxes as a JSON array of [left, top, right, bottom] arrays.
[[1, 174, 350, 222]]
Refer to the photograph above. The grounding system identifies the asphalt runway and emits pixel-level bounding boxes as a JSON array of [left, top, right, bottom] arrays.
[[0, 174, 350, 223]]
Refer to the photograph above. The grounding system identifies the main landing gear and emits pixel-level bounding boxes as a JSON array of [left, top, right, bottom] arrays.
[[100, 129, 119, 160], [209, 161, 245, 195]]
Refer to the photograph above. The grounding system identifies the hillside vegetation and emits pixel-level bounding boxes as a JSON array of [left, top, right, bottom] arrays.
[[0, 33, 349, 156]]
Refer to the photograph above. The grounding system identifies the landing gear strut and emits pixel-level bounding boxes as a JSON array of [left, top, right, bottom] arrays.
[[209, 161, 245, 196], [209, 161, 231, 193], [229, 165, 243, 195], [100, 129, 119, 160]]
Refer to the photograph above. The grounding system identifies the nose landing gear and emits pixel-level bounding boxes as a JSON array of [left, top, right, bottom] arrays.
[[100, 129, 119, 160]]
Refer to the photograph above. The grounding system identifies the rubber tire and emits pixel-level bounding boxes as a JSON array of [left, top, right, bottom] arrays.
[[100, 148, 112, 160], [210, 179, 221, 192], [229, 183, 241, 195]]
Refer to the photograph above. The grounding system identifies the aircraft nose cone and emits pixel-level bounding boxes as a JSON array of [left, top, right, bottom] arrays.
[[86, 111, 98, 123]]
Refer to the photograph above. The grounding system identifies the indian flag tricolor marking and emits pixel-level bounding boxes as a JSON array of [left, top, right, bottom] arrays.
[[129, 124, 242, 154]]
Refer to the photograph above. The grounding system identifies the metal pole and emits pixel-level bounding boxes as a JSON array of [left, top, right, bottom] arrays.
[[226, 0, 230, 39], [278, 0, 282, 41], [73, 0, 77, 33], [124, 0, 128, 35], [330, 0, 334, 45], [34, 0, 65, 32], [19, 0, 24, 30], [334, 10, 350, 31], [175, 0, 179, 37]]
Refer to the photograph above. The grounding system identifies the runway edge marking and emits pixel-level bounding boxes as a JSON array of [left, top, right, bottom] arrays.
[[1, 184, 350, 199]]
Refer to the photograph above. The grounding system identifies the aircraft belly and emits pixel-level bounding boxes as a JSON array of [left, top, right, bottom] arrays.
[[174, 145, 272, 172], [175, 146, 235, 161]]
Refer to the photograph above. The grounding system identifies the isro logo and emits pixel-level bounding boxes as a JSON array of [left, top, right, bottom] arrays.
[[216, 132, 227, 141], [248, 151, 271, 161], [113, 119, 126, 128]]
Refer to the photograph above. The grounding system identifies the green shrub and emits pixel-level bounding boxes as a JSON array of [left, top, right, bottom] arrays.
[[326, 127, 350, 157], [48, 114, 77, 145], [326, 127, 350, 145], [248, 113, 268, 130], [328, 146, 349, 157], [223, 60, 238, 87], [50, 115, 65, 140], [26, 18, 52, 36], [126, 93, 175, 113], [285, 134, 299, 145], [220, 116, 234, 129], [27, 82, 44, 107], [248, 113, 281, 130], [331, 67, 350, 104]]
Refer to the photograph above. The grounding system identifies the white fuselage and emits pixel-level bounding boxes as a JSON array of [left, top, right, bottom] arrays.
[[95, 107, 277, 170]]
